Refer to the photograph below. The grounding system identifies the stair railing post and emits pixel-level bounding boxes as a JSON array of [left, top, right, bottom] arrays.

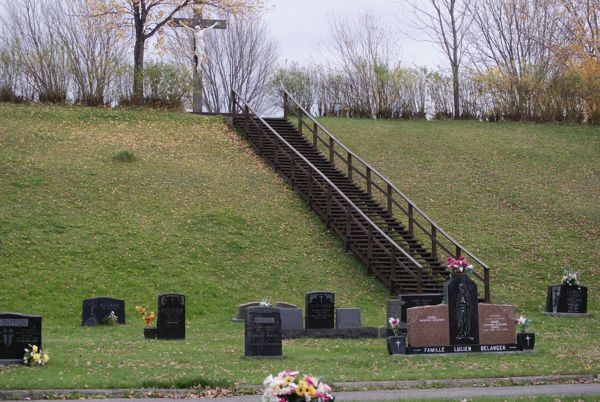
[[367, 225, 373, 275], [283, 92, 288, 119], [298, 113, 303, 134], [290, 152, 296, 185], [329, 137, 334, 164], [417, 268, 423, 293], [244, 105, 249, 133], [455, 245, 462, 258], [484, 269, 490, 302], [347, 153, 353, 182], [274, 141, 279, 170], [313, 122, 318, 149], [258, 124, 264, 157], [366, 167, 372, 196], [230, 91, 236, 115], [390, 246, 397, 295], [387, 183, 393, 215], [308, 169, 313, 209], [344, 200, 351, 252], [326, 184, 332, 229], [431, 225, 438, 260], [408, 204, 414, 236]]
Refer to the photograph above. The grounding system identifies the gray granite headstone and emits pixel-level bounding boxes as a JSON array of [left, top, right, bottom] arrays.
[[234, 302, 260, 321], [336, 308, 361, 329], [82, 297, 125, 326], [245, 307, 282, 357], [275, 302, 298, 309], [0, 313, 42, 364], [445, 275, 479, 345], [157, 293, 185, 340], [279, 308, 303, 330]]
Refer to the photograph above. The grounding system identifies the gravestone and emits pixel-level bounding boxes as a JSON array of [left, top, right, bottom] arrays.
[[279, 308, 303, 331], [336, 308, 361, 329], [0, 313, 42, 364], [81, 297, 125, 326], [407, 304, 449, 347], [234, 302, 261, 321], [545, 285, 587, 314], [445, 275, 479, 345], [245, 307, 282, 357], [157, 293, 185, 340], [478, 304, 516, 345], [398, 293, 444, 325], [305, 291, 335, 329], [275, 302, 298, 309]]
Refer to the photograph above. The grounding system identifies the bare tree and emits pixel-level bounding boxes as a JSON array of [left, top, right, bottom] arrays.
[[404, 0, 472, 118], [1, 0, 70, 102]]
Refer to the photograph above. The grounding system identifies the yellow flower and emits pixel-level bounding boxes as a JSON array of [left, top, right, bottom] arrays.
[[307, 385, 316, 397], [32, 345, 38, 353], [43, 353, 49, 363], [283, 376, 293, 386], [32, 353, 40, 361], [296, 380, 307, 396]]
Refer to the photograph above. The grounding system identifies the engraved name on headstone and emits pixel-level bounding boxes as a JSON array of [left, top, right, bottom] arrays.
[[157, 293, 185, 340], [81, 297, 126, 326], [478, 304, 516, 345], [0, 313, 42, 364], [245, 307, 282, 357]]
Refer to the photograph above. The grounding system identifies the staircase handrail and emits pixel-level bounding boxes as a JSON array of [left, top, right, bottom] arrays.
[[283, 90, 490, 301], [231, 90, 424, 279]]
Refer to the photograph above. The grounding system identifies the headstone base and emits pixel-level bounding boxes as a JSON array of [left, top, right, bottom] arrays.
[[406, 343, 519, 355], [282, 327, 379, 339], [541, 312, 590, 317]]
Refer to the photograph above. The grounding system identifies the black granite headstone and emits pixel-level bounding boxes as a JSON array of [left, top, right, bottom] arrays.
[[0, 313, 42, 363], [245, 307, 282, 357], [157, 293, 185, 340], [305, 291, 335, 329], [81, 297, 126, 326], [545, 285, 587, 314], [444, 275, 479, 345]]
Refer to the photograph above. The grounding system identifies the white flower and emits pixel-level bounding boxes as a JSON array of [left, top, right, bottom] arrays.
[[263, 374, 274, 387]]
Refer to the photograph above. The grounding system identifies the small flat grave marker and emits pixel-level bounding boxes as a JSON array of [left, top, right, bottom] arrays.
[[157, 293, 185, 340], [245, 307, 282, 357], [336, 308, 361, 329], [81, 297, 125, 326], [305, 291, 335, 329], [0, 313, 42, 364]]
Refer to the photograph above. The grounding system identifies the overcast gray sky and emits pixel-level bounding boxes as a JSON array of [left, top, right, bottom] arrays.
[[263, 0, 446, 68]]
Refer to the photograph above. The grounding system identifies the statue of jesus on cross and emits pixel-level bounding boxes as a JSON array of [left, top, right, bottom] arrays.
[[182, 22, 219, 73]]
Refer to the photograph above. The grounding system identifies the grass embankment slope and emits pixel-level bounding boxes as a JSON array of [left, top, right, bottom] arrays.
[[0, 104, 598, 390]]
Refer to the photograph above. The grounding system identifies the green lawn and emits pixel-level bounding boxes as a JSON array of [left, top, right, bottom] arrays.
[[0, 104, 598, 390]]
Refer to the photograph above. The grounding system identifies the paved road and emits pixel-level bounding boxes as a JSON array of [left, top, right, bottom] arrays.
[[4, 383, 600, 401]]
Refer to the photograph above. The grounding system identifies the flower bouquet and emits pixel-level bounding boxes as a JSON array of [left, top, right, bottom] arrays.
[[515, 315, 535, 350], [447, 256, 473, 277], [103, 310, 119, 326], [562, 270, 579, 287], [136, 305, 157, 339], [23, 344, 49, 366], [386, 317, 405, 355], [262, 370, 335, 402]]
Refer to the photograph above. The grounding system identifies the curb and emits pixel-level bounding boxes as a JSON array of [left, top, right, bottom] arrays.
[[0, 374, 598, 400]]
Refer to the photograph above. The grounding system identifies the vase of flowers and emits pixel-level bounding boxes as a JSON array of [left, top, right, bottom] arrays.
[[562, 270, 579, 288], [515, 315, 535, 350], [136, 305, 157, 339], [23, 344, 49, 366], [386, 317, 406, 355], [447, 256, 473, 278], [262, 370, 335, 401]]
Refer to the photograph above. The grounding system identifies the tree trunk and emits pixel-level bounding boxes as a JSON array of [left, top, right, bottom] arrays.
[[133, 36, 145, 106], [452, 64, 460, 119]]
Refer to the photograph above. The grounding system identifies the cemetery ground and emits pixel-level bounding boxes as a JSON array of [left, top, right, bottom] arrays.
[[0, 103, 598, 391]]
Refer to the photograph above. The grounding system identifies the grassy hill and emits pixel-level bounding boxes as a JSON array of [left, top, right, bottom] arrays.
[[0, 104, 598, 390]]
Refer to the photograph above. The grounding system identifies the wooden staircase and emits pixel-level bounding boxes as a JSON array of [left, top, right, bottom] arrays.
[[229, 90, 490, 300]]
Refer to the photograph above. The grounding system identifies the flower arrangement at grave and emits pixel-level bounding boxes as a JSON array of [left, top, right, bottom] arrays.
[[562, 270, 579, 287], [516, 315, 531, 333], [103, 310, 119, 326], [135, 305, 156, 327], [388, 317, 401, 336], [23, 344, 49, 366], [262, 370, 335, 402], [447, 255, 473, 277], [260, 297, 272, 307]]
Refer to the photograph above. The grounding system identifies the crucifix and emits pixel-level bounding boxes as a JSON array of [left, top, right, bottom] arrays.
[[172, 6, 226, 113]]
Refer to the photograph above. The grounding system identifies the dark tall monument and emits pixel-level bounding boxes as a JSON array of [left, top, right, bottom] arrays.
[[245, 307, 282, 357], [445, 275, 479, 345], [305, 291, 335, 329], [157, 293, 185, 340]]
